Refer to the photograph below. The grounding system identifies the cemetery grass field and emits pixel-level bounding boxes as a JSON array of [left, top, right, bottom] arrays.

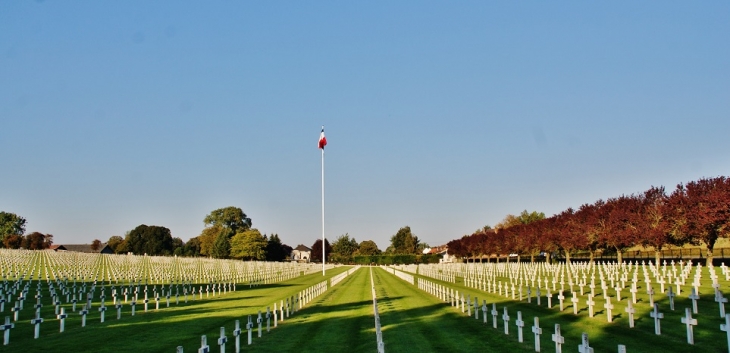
[[5, 250, 730, 353]]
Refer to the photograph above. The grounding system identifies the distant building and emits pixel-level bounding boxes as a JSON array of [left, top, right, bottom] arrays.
[[55, 243, 114, 254], [426, 245, 453, 263], [291, 244, 311, 262]]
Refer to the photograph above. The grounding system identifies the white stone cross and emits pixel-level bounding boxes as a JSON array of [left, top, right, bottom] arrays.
[[720, 314, 730, 353], [198, 334, 210, 353], [647, 285, 655, 307], [57, 307, 68, 332], [557, 290, 565, 311], [257, 310, 263, 338], [99, 303, 107, 323], [217, 327, 227, 353], [502, 307, 510, 335], [79, 305, 89, 327], [546, 287, 552, 308], [571, 293, 579, 315], [31, 312, 44, 339], [681, 307, 697, 345], [481, 301, 488, 324], [578, 332, 593, 353], [552, 324, 564, 353], [474, 297, 479, 320], [625, 300, 636, 328], [604, 296, 614, 323], [1, 316, 14, 345], [467, 294, 472, 317], [688, 288, 700, 314], [266, 306, 271, 332], [246, 315, 253, 345], [11, 301, 20, 322], [718, 292, 729, 318], [667, 286, 676, 311], [507, 309, 521, 344], [233, 320, 241, 353], [630, 282, 638, 304], [536, 287, 542, 306], [586, 296, 596, 317], [532, 316, 542, 352], [650, 303, 663, 335], [491, 303, 498, 329]]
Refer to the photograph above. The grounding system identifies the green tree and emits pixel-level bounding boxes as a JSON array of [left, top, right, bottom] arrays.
[[517, 210, 546, 224], [0, 212, 26, 246], [211, 231, 231, 259], [199, 224, 231, 256], [181, 237, 202, 257], [265, 233, 290, 261], [331, 233, 359, 263], [230, 229, 267, 260], [389, 226, 420, 254], [107, 236, 124, 253], [204, 207, 252, 234], [356, 240, 381, 256], [124, 225, 174, 255]]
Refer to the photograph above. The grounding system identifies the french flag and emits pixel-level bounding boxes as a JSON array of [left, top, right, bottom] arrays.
[[318, 126, 327, 149]]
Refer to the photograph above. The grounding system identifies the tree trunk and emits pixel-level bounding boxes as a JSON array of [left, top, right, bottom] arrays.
[[530, 254, 535, 263], [655, 247, 662, 266], [707, 245, 715, 266], [589, 251, 594, 265], [564, 250, 571, 265], [546, 252, 551, 264], [616, 247, 623, 264]]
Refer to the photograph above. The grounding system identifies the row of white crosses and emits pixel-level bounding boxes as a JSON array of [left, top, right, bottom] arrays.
[[412, 276, 635, 352], [418, 260, 730, 349], [370, 267, 385, 353], [178, 267, 361, 353], [387, 267, 415, 285], [0, 249, 336, 346]]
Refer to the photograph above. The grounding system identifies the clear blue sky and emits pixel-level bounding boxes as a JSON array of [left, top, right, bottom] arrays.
[[2, 1, 728, 251]]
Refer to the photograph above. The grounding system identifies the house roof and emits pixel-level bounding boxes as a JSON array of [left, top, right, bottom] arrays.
[[294, 244, 312, 252]]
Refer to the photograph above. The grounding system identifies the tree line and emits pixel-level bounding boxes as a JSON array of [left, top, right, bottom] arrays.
[[447, 176, 730, 265]]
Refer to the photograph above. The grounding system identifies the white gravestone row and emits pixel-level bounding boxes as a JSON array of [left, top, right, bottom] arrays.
[[409, 261, 730, 351]]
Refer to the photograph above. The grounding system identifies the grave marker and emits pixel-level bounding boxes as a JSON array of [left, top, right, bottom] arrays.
[[516, 311, 525, 343], [650, 303, 663, 335], [198, 335, 210, 353], [1, 316, 14, 345], [502, 307, 510, 335], [57, 307, 68, 332], [578, 332, 593, 353], [552, 324, 564, 353], [31, 312, 43, 339], [532, 316, 542, 352], [625, 300, 636, 328], [217, 327, 227, 353], [233, 320, 241, 353], [688, 288, 700, 314], [681, 307, 697, 344]]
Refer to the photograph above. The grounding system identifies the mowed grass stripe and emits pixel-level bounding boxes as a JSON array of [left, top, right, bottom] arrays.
[[250, 267, 375, 353], [372, 267, 531, 353], [12, 266, 352, 353]]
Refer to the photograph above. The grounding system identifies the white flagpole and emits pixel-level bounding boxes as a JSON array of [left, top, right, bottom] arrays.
[[321, 137, 326, 275]]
